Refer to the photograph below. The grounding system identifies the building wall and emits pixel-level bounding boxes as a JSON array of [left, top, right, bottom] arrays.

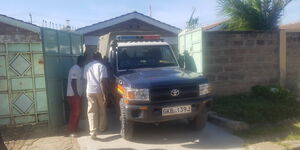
[[286, 32, 300, 97], [203, 31, 279, 95]]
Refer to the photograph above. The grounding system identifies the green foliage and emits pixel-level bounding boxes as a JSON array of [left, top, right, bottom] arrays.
[[251, 85, 294, 102], [211, 85, 300, 124], [218, 0, 292, 30]]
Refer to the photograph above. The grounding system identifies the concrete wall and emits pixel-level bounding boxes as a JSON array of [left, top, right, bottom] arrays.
[[286, 32, 300, 96], [203, 31, 279, 95]]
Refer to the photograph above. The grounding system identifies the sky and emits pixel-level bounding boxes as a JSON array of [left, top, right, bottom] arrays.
[[0, 0, 299, 29]]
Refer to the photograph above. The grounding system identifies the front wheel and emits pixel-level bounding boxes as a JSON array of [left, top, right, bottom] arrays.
[[189, 104, 208, 130], [120, 105, 134, 140]]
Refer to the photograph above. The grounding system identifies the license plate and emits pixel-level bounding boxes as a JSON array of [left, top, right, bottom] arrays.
[[162, 105, 191, 116]]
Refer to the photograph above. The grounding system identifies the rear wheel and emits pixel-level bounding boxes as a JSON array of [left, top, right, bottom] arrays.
[[120, 105, 134, 140], [190, 104, 208, 130]]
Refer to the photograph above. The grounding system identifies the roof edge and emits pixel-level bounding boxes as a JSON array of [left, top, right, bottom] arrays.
[[0, 14, 41, 33], [76, 11, 180, 35]]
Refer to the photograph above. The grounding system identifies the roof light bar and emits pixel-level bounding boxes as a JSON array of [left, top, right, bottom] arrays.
[[116, 35, 160, 41]]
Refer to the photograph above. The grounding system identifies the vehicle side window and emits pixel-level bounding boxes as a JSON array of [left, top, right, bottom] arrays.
[[117, 46, 178, 70], [161, 47, 175, 63]]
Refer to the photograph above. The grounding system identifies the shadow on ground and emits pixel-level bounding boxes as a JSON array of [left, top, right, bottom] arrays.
[[77, 108, 244, 150], [134, 121, 243, 149], [0, 123, 76, 150]]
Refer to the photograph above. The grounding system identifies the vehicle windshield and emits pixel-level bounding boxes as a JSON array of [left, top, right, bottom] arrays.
[[117, 45, 178, 70]]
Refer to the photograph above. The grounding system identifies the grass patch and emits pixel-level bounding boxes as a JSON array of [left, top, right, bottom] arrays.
[[286, 132, 300, 140], [211, 85, 300, 124], [235, 119, 300, 143]]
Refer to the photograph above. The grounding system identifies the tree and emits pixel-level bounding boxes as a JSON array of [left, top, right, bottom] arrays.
[[218, 0, 292, 31]]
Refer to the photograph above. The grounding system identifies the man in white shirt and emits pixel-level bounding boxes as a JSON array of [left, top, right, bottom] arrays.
[[66, 56, 84, 136], [83, 53, 108, 138]]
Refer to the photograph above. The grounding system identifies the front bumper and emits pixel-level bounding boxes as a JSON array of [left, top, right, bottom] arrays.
[[121, 96, 212, 123]]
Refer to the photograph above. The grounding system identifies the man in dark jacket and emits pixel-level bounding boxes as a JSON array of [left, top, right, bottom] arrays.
[[184, 51, 197, 72]]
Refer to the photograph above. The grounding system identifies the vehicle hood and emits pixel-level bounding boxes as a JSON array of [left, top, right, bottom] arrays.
[[118, 67, 208, 88]]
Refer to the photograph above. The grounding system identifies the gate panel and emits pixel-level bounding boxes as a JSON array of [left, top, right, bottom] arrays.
[[0, 94, 9, 116], [42, 28, 83, 129], [0, 42, 48, 126], [178, 29, 203, 73]]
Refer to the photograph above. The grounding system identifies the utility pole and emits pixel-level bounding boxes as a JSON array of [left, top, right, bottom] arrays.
[[149, 4, 152, 17], [29, 13, 32, 23], [148, 0, 152, 17]]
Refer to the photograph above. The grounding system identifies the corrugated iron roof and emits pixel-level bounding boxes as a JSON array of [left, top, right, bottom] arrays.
[[76, 11, 180, 34], [280, 22, 300, 30], [0, 14, 41, 33], [202, 20, 227, 31]]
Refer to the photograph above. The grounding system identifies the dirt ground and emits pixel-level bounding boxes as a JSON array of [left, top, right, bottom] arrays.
[[1, 123, 79, 150]]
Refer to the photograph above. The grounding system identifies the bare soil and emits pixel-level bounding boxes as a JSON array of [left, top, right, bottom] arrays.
[[1, 123, 79, 150]]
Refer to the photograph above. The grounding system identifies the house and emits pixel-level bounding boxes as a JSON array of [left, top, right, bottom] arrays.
[[280, 22, 300, 30], [201, 21, 226, 31], [76, 11, 180, 53]]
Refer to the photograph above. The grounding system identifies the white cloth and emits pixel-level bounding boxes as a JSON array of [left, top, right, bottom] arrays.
[[83, 60, 108, 94], [67, 64, 83, 96]]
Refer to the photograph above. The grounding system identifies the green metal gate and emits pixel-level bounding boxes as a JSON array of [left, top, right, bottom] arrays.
[[179, 28, 203, 73], [0, 28, 83, 128], [42, 28, 83, 128], [0, 42, 48, 126]]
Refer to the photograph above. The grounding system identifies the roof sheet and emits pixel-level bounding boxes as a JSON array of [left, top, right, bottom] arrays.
[[0, 14, 41, 33], [76, 11, 180, 34], [280, 22, 300, 30]]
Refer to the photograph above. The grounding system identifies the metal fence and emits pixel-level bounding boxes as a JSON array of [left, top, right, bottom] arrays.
[[42, 28, 83, 128], [178, 28, 203, 73], [0, 28, 83, 128], [0, 42, 48, 126]]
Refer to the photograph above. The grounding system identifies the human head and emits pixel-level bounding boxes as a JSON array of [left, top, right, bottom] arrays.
[[77, 56, 85, 67], [93, 52, 102, 61]]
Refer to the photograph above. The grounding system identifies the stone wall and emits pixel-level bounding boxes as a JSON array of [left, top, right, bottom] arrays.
[[286, 32, 300, 97], [0, 22, 40, 43], [203, 31, 279, 95]]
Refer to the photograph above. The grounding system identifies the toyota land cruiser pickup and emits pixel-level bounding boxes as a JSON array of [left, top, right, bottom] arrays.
[[98, 32, 212, 140]]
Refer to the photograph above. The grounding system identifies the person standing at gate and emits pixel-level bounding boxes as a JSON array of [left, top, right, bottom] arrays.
[[83, 52, 108, 139], [66, 56, 85, 136]]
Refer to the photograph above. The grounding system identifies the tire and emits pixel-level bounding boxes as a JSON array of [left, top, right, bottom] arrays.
[[120, 105, 134, 140], [190, 104, 208, 130]]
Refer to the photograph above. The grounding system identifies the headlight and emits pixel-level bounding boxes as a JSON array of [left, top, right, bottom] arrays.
[[126, 88, 149, 100], [199, 83, 210, 96], [117, 85, 149, 101]]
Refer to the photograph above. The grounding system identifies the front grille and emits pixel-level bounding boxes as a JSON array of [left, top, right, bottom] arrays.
[[150, 85, 199, 102]]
